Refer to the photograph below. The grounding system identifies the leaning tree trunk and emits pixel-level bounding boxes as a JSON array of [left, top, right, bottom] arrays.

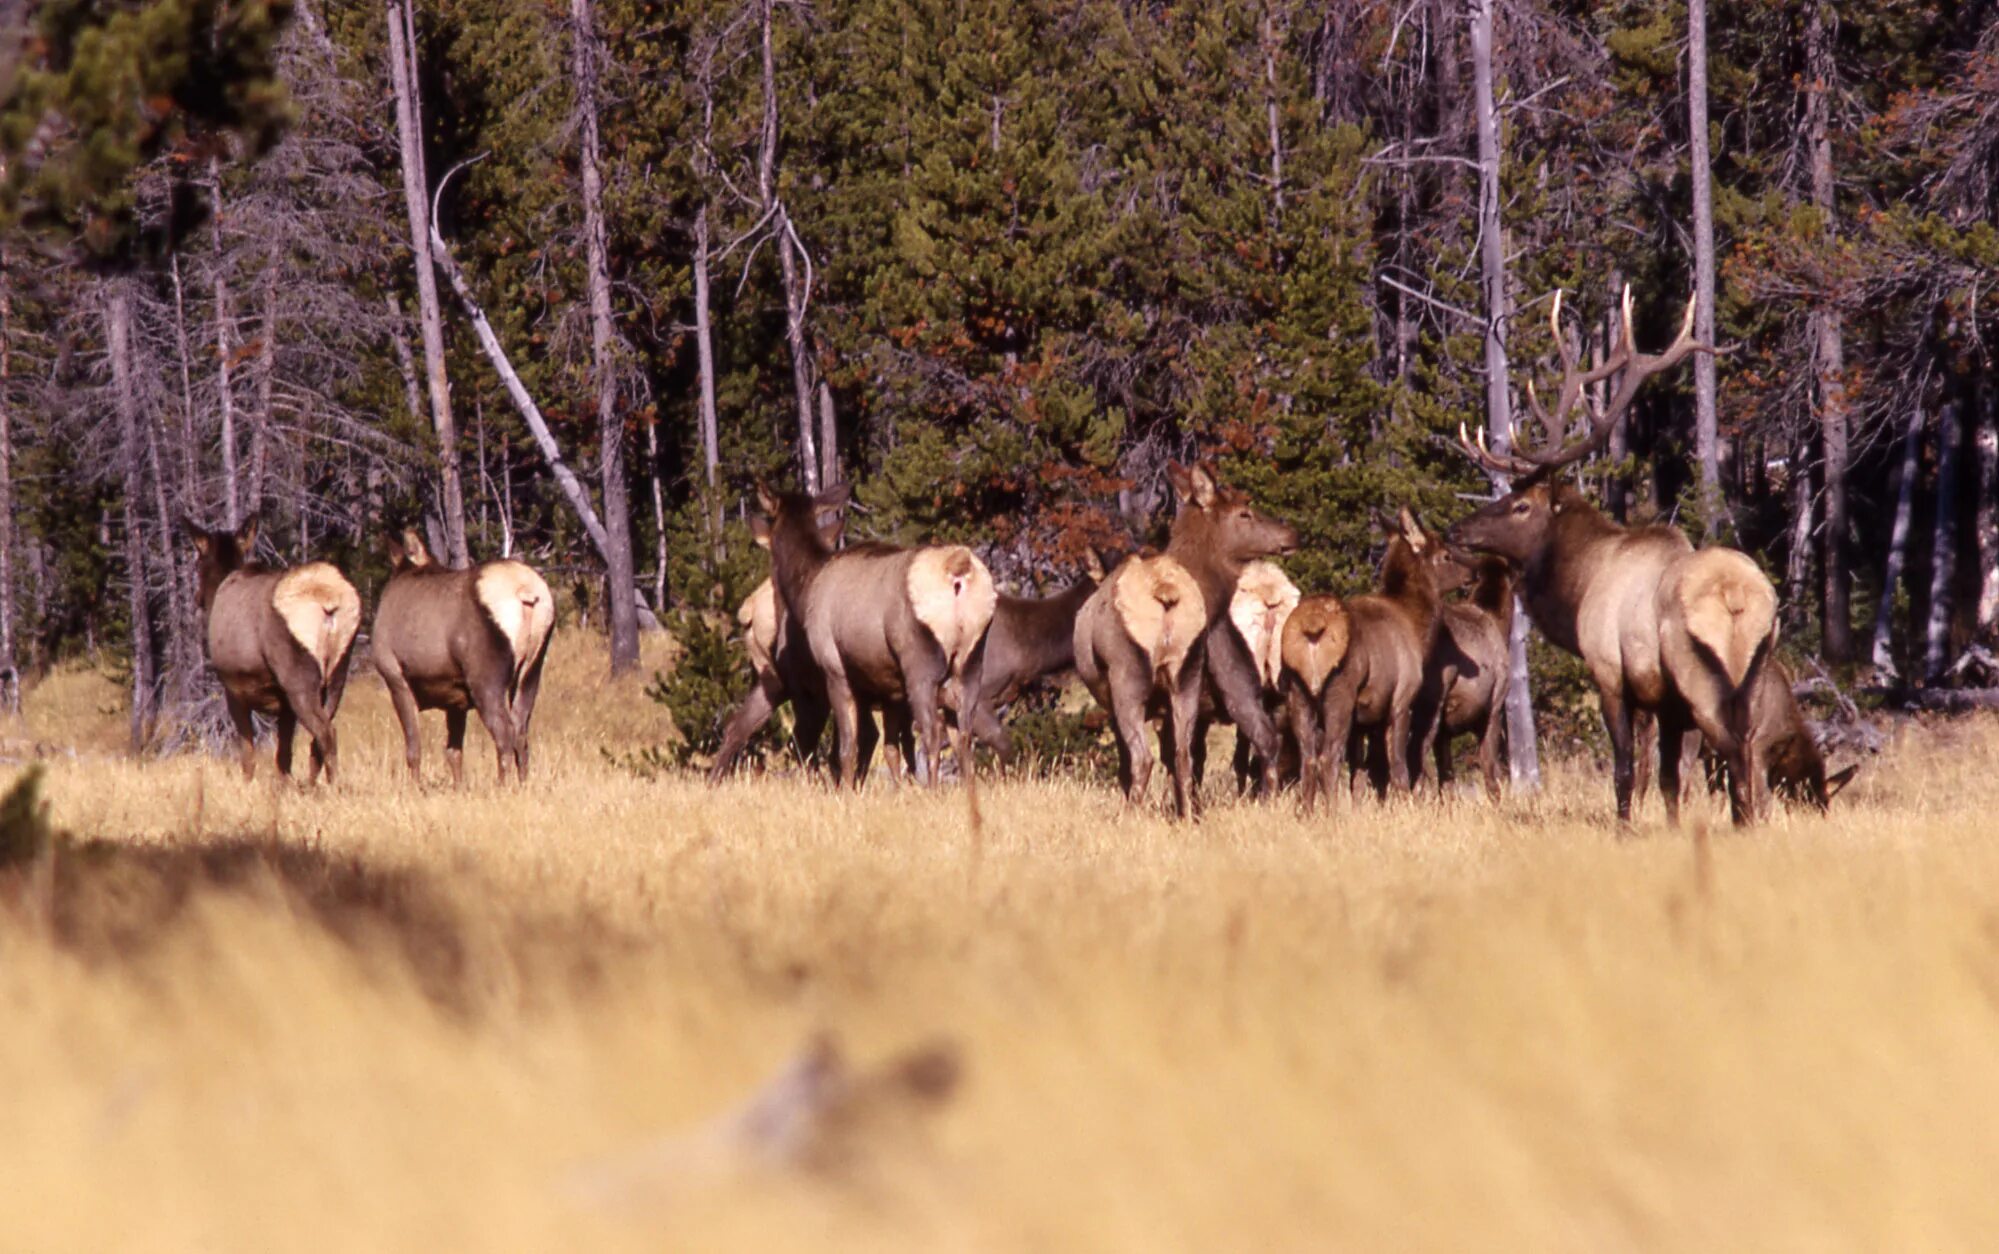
[[1470, 0, 1539, 790], [1925, 393, 1964, 682], [757, 0, 819, 493], [1806, 1, 1851, 660], [571, 0, 639, 673], [1687, 0, 1724, 540], [388, 0, 470, 568], [1871, 400, 1925, 677], [107, 287, 157, 752], [0, 253, 18, 713], [693, 203, 722, 552]]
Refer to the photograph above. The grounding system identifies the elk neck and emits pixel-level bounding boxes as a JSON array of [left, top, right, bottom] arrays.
[[769, 509, 834, 617], [1164, 510, 1240, 629], [1377, 538, 1441, 642]]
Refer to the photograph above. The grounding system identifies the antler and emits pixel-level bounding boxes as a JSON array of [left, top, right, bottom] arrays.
[[1456, 285, 1710, 480]]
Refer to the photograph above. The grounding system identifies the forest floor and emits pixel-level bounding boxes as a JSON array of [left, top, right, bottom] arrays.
[[2, 635, 1998, 1251]]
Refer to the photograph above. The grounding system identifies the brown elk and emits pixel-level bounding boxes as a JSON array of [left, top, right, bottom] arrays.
[[1703, 659, 1858, 810], [1224, 560, 1301, 792], [1449, 287, 1777, 825], [1410, 554, 1514, 800], [753, 485, 996, 789], [372, 530, 555, 785], [1280, 508, 1458, 811], [1073, 464, 1297, 817], [184, 518, 361, 783]]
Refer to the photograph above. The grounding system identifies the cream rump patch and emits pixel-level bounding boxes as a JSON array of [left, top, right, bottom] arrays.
[[1675, 548, 1777, 688], [475, 560, 557, 688], [1280, 595, 1352, 697], [905, 546, 997, 672], [739, 579, 779, 678], [271, 563, 362, 683], [1111, 555, 1206, 685], [1229, 561, 1300, 691]]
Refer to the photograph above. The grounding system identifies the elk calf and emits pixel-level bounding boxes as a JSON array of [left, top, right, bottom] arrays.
[[755, 485, 996, 789], [1073, 463, 1297, 817], [372, 531, 555, 785], [1281, 509, 1457, 810], [1704, 658, 1858, 810], [1411, 555, 1512, 800], [185, 518, 361, 783]]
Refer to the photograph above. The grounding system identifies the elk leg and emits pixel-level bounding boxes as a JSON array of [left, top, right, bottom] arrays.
[[470, 679, 520, 785], [444, 708, 469, 788], [1231, 730, 1254, 797], [224, 692, 257, 780], [295, 703, 337, 788], [1630, 710, 1656, 804], [380, 665, 425, 782], [1167, 689, 1200, 821], [909, 681, 947, 789], [511, 648, 549, 782], [1600, 687, 1637, 823], [852, 706, 883, 784], [1476, 706, 1503, 803], [1107, 664, 1156, 808], [1656, 702, 1692, 827], [791, 691, 830, 771], [1322, 678, 1357, 813], [274, 708, 297, 781], [1287, 685, 1322, 814], [1386, 704, 1415, 795], [968, 702, 1012, 764], [711, 672, 786, 782], [824, 670, 863, 789]]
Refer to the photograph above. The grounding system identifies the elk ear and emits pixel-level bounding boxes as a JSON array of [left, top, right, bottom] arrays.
[[816, 482, 852, 511], [401, 528, 433, 567], [820, 515, 846, 548], [1825, 764, 1859, 802], [1188, 464, 1220, 508], [385, 533, 407, 567], [1398, 506, 1432, 551], [1082, 547, 1107, 582], [754, 481, 781, 517], [749, 515, 772, 550], [1165, 462, 1199, 509], [181, 517, 211, 555], [234, 517, 260, 555]]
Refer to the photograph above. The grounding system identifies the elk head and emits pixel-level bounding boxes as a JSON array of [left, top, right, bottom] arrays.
[[182, 516, 260, 613], [1448, 286, 1710, 556], [752, 482, 851, 554], [1166, 461, 1298, 568], [1383, 506, 1471, 596], [385, 528, 435, 573]]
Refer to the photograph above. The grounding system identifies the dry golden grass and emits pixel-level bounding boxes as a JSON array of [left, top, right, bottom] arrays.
[[4, 633, 1999, 1251]]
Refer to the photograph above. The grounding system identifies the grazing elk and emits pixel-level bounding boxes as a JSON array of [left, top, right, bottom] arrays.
[[1450, 287, 1777, 825], [372, 530, 555, 785], [1225, 560, 1301, 793], [185, 517, 361, 783], [1074, 463, 1298, 817], [1281, 508, 1458, 811], [753, 485, 996, 789], [1702, 659, 1858, 810], [1411, 554, 1514, 800]]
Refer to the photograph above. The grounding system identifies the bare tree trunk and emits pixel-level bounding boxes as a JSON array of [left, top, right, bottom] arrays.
[[211, 161, 241, 529], [1470, 0, 1539, 790], [1871, 400, 1924, 677], [168, 255, 200, 507], [1806, 1, 1851, 660], [107, 287, 156, 752], [248, 264, 276, 521], [693, 203, 722, 552], [757, 0, 819, 493], [572, 0, 639, 674], [1262, 6, 1285, 222], [1784, 438, 1814, 633], [1925, 393, 1963, 681], [0, 253, 19, 713], [1687, 0, 1724, 539], [1975, 375, 1999, 640], [816, 379, 838, 490], [388, 0, 469, 568], [647, 414, 667, 610]]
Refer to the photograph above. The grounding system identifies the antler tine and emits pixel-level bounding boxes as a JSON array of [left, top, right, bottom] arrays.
[[1517, 286, 1713, 473], [1455, 421, 1540, 482], [1523, 288, 1629, 458]]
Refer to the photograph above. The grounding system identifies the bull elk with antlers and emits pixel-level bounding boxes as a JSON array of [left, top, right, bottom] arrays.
[[1449, 287, 1778, 825]]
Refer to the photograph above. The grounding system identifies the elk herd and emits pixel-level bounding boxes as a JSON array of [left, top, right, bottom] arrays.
[[181, 287, 1857, 827]]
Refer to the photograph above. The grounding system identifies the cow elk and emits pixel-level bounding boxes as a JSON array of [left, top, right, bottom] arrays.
[[1450, 286, 1777, 825], [1412, 554, 1514, 800], [1074, 463, 1298, 817], [1281, 508, 1457, 811], [372, 530, 556, 785], [1704, 658, 1858, 810], [753, 485, 996, 789], [1225, 560, 1301, 792], [185, 518, 361, 783]]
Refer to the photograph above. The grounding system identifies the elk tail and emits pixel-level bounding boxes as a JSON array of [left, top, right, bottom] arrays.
[[476, 560, 557, 692], [1112, 555, 1206, 687], [906, 546, 999, 680], [1678, 549, 1778, 690], [272, 563, 362, 697], [1280, 597, 1351, 698]]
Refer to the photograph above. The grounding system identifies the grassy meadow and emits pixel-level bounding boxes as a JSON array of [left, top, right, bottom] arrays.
[[2, 636, 1998, 1251]]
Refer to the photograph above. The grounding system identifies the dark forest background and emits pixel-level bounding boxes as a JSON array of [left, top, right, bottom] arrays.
[[2, 0, 1996, 763]]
